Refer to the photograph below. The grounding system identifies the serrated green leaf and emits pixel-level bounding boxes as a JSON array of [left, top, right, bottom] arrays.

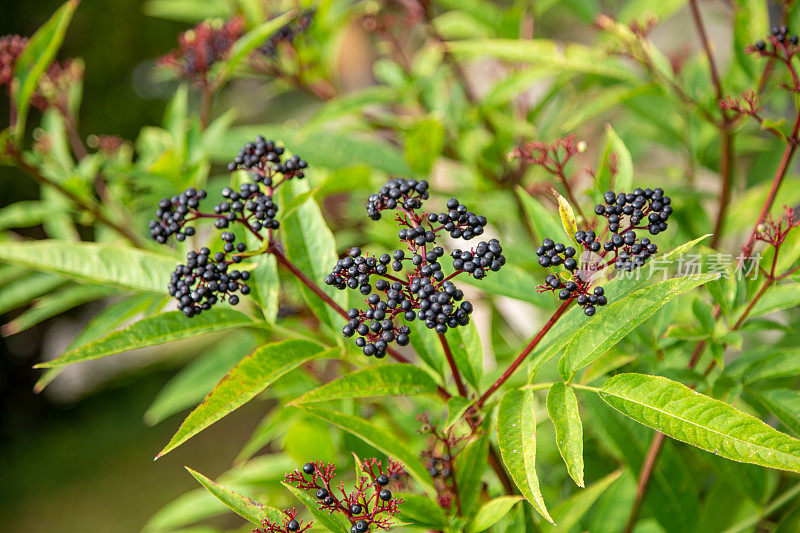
[[0, 241, 176, 293], [186, 467, 280, 526], [496, 388, 554, 524], [36, 309, 255, 368], [12, 0, 78, 140], [145, 334, 255, 425], [280, 178, 346, 330], [296, 404, 435, 495], [291, 364, 438, 404], [157, 340, 330, 458], [249, 246, 280, 324], [598, 373, 800, 472], [559, 274, 719, 378], [546, 382, 584, 487], [282, 482, 351, 533], [466, 496, 525, 533]]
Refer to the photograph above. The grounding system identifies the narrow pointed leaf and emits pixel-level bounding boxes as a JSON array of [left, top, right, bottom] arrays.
[[157, 340, 330, 458], [496, 388, 554, 523], [446, 396, 473, 430], [546, 382, 584, 487], [36, 309, 255, 368], [0, 241, 177, 293], [297, 404, 435, 495], [751, 389, 800, 437], [186, 467, 281, 526], [445, 322, 483, 390], [395, 493, 448, 528], [541, 470, 622, 532], [466, 496, 525, 533], [599, 373, 800, 472], [291, 364, 438, 404], [559, 274, 719, 378], [279, 178, 346, 330], [282, 482, 351, 533], [456, 435, 488, 516], [12, 0, 79, 140]]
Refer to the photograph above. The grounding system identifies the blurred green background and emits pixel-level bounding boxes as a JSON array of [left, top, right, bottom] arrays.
[[0, 3, 263, 531]]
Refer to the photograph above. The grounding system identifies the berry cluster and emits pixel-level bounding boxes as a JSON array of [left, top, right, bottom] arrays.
[[260, 9, 315, 57], [159, 18, 244, 82], [254, 508, 311, 533], [227, 136, 308, 183], [366, 178, 429, 220], [153, 138, 306, 316], [168, 246, 251, 317], [284, 459, 404, 532], [329, 180, 505, 357], [149, 187, 206, 243], [211, 183, 279, 231], [754, 25, 799, 51], [537, 188, 672, 315], [595, 187, 672, 235], [427, 198, 487, 240], [417, 413, 477, 511]]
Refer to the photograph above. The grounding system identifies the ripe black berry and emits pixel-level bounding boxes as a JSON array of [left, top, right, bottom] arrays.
[[227, 136, 307, 184], [316, 488, 328, 500], [302, 462, 315, 474], [168, 247, 250, 317], [379, 488, 392, 501], [355, 520, 369, 532], [376, 474, 389, 486], [350, 503, 362, 515], [287, 520, 300, 531]]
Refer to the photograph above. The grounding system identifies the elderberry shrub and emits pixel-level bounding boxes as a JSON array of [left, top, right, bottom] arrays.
[[327, 178, 505, 358], [537, 187, 672, 316], [751, 25, 799, 54], [153, 137, 306, 316]]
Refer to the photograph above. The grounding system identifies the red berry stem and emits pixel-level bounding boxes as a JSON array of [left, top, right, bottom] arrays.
[[438, 332, 468, 397]]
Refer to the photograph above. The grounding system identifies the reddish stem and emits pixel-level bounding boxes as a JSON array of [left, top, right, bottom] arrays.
[[476, 299, 573, 408], [438, 333, 468, 397]]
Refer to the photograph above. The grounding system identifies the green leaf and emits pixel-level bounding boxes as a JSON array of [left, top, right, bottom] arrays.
[[546, 382, 584, 487], [618, 0, 687, 23], [409, 325, 446, 376], [213, 12, 294, 87], [291, 364, 438, 404], [744, 284, 800, 319], [282, 482, 350, 533], [0, 241, 177, 293], [446, 396, 473, 430], [145, 334, 255, 425], [249, 245, 280, 324], [157, 340, 330, 458], [456, 436, 489, 516], [733, 0, 769, 79], [445, 321, 483, 390], [297, 404, 436, 495], [279, 178, 346, 330], [403, 115, 446, 174], [540, 470, 622, 532], [555, 193, 579, 244], [559, 274, 719, 378], [36, 309, 255, 368], [461, 262, 551, 306], [0, 201, 53, 231], [3, 284, 115, 335], [598, 373, 800, 472], [12, 0, 79, 140], [143, 0, 232, 22], [496, 388, 554, 524], [516, 187, 570, 243], [186, 467, 280, 526], [466, 496, 525, 533], [395, 493, 448, 528], [447, 39, 635, 81], [593, 125, 633, 200], [750, 389, 800, 437], [736, 347, 800, 383]]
